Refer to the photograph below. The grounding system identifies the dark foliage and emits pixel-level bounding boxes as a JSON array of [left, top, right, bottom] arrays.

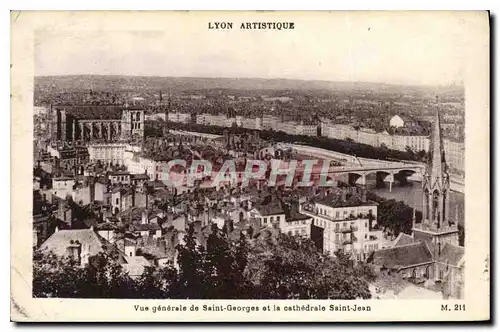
[[33, 224, 374, 299]]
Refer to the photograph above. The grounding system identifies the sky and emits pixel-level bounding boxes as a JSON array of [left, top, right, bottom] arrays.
[[33, 11, 484, 86]]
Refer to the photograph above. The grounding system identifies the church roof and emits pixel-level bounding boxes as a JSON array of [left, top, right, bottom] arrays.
[[369, 242, 433, 270], [392, 233, 415, 247]]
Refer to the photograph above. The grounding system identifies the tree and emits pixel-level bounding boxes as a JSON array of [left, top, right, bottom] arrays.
[[367, 192, 413, 237], [33, 250, 135, 298], [203, 224, 240, 298], [134, 263, 178, 299], [174, 223, 208, 298], [246, 234, 372, 299]]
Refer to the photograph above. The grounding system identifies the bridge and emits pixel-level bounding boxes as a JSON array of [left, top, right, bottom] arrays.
[[281, 143, 425, 192], [162, 132, 463, 193]]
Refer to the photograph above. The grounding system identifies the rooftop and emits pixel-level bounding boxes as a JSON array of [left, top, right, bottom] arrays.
[[369, 242, 433, 270], [316, 193, 377, 209], [38, 228, 113, 258], [54, 105, 143, 120]]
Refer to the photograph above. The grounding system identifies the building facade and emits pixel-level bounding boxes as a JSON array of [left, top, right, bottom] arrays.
[[300, 193, 384, 260]]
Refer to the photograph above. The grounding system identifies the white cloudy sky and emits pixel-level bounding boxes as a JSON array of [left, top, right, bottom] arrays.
[[33, 11, 487, 85]]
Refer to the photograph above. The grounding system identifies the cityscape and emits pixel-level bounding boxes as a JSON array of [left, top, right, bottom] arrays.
[[33, 75, 465, 300], [28, 17, 470, 301]]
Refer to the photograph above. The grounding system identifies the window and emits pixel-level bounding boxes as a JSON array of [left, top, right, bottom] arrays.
[[335, 223, 340, 230], [288, 231, 292, 236], [270, 216, 274, 223], [294, 230, 299, 235], [335, 211, 340, 218], [116, 198, 119, 204], [365, 222, 368, 228], [264, 218, 267, 224], [276, 216, 280, 222]]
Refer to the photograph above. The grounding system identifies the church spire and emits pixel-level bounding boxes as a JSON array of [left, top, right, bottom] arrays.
[[412, 95, 458, 248], [428, 95, 448, 189]]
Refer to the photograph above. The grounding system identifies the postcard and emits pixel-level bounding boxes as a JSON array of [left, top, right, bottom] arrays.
[[11, 10, 490, 322]]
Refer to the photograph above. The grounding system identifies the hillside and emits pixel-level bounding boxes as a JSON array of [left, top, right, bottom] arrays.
[[34, 75, 464, 98]]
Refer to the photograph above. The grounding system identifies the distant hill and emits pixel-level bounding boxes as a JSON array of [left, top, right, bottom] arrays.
[[34, 75, 464, 97]]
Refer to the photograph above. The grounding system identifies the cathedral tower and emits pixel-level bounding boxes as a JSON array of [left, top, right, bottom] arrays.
[[412, 96, 459, 253]]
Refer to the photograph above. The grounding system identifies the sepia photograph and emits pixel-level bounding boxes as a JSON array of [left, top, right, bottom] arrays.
[[11, 10, 490, 322]]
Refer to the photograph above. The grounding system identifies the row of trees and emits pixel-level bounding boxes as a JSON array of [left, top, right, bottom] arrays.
[[162, 121, 426, 162], [34, 224, 374, 299]]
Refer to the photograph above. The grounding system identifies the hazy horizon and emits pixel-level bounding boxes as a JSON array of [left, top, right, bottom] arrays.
[[34, 74, 464, 89]]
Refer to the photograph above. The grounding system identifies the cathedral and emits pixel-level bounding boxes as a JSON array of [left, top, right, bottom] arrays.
[[49, 105, 145, 143], [369, 97, 465, 299]]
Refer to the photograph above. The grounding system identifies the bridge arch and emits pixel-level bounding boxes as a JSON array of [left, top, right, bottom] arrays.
[[347, 172, 364, 186]]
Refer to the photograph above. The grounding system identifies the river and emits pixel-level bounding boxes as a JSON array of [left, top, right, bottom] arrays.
[[369, 182, 465, 226]]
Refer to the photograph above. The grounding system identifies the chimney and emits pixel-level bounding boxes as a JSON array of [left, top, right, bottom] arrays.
[[67, 240, 82, 265], [368, 211, 374, 231], [227, 219, 234, 233], [89, 176, 95, 202], [158, 238, 167, 254]]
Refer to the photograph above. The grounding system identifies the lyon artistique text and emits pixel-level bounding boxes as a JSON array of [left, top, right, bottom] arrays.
[[208, 21, 295, 30]]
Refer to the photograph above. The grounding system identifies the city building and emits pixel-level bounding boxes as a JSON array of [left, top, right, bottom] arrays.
[[87, 143, 129, 166], [389, 115, 420, 129], [167, 112, 191, 124], [262, 115, 280, 130], [51, 176, 75, 199], [300, 188, 384, 260], [241, 117, 262, 130], [443, 139, 465, 174]]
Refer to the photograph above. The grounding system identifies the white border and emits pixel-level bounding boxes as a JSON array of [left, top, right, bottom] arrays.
[[4, 1, 497, 331]]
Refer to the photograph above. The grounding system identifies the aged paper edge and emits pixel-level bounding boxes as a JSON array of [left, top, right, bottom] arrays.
[[10, 10, 490, 322]]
